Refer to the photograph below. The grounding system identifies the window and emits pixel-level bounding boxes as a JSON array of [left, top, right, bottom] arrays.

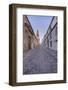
[[55, 40, 57, 42], [48, 39, 49, 47], [50, 32, 52, 39], [50, 41, 52, 47], [55, 26, 57, 36]]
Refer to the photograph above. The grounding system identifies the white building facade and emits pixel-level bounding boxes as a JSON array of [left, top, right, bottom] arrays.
[[42, 16, 57, 51]]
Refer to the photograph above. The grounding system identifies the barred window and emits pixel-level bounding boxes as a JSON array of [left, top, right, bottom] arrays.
[[50, 32, 52, 39], [55, 26, 57, 36], [50, 41, 52, 47]]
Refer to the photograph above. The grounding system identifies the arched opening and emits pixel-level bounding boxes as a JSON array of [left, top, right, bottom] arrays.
[[28, 36, 31, 50]]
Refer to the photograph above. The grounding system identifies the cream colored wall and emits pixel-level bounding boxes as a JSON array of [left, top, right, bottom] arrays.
[[23, 15, 40, 52]]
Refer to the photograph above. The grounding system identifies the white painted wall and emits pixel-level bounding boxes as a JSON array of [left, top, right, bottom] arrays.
[[42, 17, 57, 50], [51, 26, 57, 50], [49, 17, 57, 50], [0, 0, 68, 90]]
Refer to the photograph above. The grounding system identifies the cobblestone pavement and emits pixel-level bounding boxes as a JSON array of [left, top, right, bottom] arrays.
[[23, 45, 57, 75]]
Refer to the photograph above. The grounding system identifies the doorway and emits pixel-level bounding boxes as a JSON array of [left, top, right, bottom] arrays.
[[28, 36, 31, 50]]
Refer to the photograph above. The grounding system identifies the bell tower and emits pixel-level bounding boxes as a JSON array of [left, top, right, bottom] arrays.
[[36, 30, 40, 46]]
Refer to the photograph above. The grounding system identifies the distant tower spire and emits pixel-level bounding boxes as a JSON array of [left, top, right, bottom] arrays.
[[36, 30, 40, 46], [37, 30, 39, 37]]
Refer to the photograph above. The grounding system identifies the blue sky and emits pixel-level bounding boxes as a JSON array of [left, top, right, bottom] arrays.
[[27, 15, 53, 43]]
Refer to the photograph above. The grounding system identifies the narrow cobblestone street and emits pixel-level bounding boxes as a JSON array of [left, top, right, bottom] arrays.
[[23, 45, 57, 74]]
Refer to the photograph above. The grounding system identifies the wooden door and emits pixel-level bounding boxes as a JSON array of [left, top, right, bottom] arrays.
[[28, 36, 31, 49]]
